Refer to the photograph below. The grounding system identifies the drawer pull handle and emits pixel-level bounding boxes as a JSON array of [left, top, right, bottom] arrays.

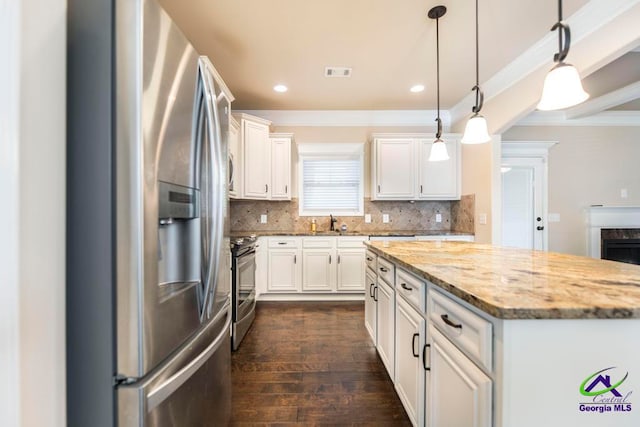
[[294, 255, 297, 264], [441, 314, 462, 329], [366, 257, 373, 261], [278, 242, 287, 245], [373, 286, 378, 302], [401, 283, 413, 291], [379, 267, 389, 273], [412, 333, 419, 358], [422, 344, 430, 371]]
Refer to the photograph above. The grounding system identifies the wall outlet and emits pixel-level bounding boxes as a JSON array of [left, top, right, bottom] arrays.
[[382, 214, 390, 223], [435, 213, 442, 223], [365, 214, 372, 223], [260, 214, 267, 224], [621, 188, 628, 199], [478, 213, 487, 225]]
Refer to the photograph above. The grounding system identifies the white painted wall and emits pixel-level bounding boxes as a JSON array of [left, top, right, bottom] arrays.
[[502, 126, 640, 256], [0, 0, 67, 425]]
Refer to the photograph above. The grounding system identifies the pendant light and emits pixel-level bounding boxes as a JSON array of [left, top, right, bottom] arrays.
[[461, 0, 491, 144], [537, 0, 589, 110], [428, 5, 449, 162]]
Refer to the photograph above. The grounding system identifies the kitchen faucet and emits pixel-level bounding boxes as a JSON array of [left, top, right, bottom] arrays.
[[330, 214, 338, 231]]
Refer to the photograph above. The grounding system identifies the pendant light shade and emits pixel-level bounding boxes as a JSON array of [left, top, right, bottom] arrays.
[[461, 0, 491, 144], [428, 6, 449, 162], [537, 63, 589, 110], [461, 114, 491, 144], [537, 0, 589, 111], [429, 138, 450, 161]]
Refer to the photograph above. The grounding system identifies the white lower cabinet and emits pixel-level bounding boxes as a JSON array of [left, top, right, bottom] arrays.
[[364, 267, 377, 344], [427, 325, 492, 427], [376, 277, 395, 379], [336, 249, 366, 291], [267, 239, 301, 292], [302, 249, 335, 292], [394, 296, 426, 427], [261, 236, 366, 298]]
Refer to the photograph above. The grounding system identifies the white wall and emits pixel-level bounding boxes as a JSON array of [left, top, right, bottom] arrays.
[[503, 126, 640, 256], [0, 0, 67, 425]]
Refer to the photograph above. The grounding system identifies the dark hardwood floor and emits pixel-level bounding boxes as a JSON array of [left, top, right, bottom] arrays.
[[230, 302, 411, 426]]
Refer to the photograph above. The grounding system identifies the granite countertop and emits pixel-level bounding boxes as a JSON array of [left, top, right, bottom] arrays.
[[365, 241, 640, 320], [231, 230, 473, 238]]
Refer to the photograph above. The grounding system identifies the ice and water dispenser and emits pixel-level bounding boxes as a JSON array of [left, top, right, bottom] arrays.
[[157, 181, 201, 303]]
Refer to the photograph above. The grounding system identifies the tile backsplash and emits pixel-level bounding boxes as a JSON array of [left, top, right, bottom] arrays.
[[231, 195, 475, 234]]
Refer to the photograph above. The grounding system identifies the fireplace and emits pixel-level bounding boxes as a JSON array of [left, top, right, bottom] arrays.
[[602, 238, 640, 265], [587, 207, 640, 259]]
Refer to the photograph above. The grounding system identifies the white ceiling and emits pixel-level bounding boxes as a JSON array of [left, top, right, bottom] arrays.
[[159, 0, 595, 111]]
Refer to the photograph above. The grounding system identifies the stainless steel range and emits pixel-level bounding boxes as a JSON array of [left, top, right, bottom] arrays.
[[230, 235, 257, 350]]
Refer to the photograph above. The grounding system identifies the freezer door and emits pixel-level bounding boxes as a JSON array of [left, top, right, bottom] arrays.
[[118, 303, 232, 427]]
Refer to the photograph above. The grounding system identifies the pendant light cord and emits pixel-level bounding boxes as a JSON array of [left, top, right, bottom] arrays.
[[435, 16, 442, 139], [557, 0, 563, 59], [475, 0, 479, 89]]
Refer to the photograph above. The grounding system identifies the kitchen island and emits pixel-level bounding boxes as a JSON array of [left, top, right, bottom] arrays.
[[365, 241, 640, 427]]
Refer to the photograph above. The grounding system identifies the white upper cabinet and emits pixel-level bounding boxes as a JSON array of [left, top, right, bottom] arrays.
[[371, 134, 460, 201], [269, 133, 292, 200], [417, 137, 460, 200], [241, 116, 271, 199], [374, 138, 416, 199], [228, 115, 240, 199], [231, 114, 293, 200]]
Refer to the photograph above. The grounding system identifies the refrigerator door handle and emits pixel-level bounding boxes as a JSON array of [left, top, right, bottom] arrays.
[[146, 306, 231, 411], [197, 60, 221, 319], [202, 65, 225, 318]]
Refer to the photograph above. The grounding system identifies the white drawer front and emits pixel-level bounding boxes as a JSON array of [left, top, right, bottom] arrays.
[[365, 250, 377, 271], [377, 257, 395, 285], [303, 237, 336, 248], [396, 267, 426, 312], [268, 237, 300, 248], [337, 236, 368, 248], [428, 289, 492, 373]]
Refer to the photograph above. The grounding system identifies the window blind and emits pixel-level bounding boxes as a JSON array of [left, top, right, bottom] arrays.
[[302, 158, 361, 213]]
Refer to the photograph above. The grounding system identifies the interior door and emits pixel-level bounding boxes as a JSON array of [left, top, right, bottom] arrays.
[[501, 157, 546, 250]]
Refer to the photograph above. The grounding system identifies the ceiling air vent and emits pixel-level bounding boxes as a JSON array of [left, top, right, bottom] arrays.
[[325, 67, 352, 78]]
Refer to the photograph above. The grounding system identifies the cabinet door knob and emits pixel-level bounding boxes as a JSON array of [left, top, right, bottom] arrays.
[[537, 226, 544, 231]]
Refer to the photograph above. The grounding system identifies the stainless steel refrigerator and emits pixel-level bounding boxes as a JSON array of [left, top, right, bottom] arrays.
[[67, 0, 232, 425]]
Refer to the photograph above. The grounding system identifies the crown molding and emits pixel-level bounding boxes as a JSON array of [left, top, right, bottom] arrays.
[[449, 0, 640, 127], [236, 110, 450, 127], [515, 110, 640, 126], [565, 81, 640, 119]]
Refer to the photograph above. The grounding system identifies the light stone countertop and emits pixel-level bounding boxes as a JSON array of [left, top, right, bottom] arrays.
[[231, 230, 473, 238], [365, 241, 640, 320]]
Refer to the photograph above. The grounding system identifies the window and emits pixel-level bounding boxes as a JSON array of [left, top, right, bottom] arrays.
[[298, 143, 364, 216]]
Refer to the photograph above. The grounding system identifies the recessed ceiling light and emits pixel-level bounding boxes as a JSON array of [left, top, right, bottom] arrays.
[[273, 84, 288, 93], [410, 84, 425, 93]]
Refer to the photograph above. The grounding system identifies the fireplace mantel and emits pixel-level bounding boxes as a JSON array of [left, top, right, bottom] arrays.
[[586, 206, 640, 258]]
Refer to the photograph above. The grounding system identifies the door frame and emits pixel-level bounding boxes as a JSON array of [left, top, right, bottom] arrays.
[[501, 141, 556, 251]]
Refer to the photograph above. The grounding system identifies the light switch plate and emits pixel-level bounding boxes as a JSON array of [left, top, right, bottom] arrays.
[[260, 214, 267, 224], [435, 213, 442, 223], [382, 214, 390, 223], [478, 213, 487, 225], [621, 188, 628, 199], [365, 214, 372, 223], [548, 213, 561, 222]]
